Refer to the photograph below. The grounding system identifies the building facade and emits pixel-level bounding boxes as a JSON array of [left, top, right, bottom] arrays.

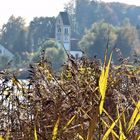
[[55, 12, 71, 51], [55, 11, 82, 58]]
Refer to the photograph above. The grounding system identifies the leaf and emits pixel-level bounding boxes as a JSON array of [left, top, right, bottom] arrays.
[[52, 116, 60, 140], [101, 118, 119, 139], [0, 136, 4, 140], [122, 111, 126, 129], [117, 107, 126, 140], [79, 66, 86, 74], [77, 133, 85, 140], [137, 135, 140, 140], [99, 52, 112, 115], [63, 114, 76, 131], [34, 126, 38, 140], [103, 108, 114, 122], [119, 118, 126, 140], [133, 113, 140, 130], [127, 101, 140, 133], [86, 108, 98, 140], [102, 117, 119, 140]]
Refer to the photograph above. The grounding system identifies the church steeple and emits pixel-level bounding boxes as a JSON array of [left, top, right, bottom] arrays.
[[55, 12, 71, 51]]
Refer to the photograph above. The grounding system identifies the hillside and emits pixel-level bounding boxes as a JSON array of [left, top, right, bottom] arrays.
[[72, 0, 140, 34]]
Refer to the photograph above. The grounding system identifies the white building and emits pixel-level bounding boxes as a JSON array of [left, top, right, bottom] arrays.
[[0, 44, 14, 60], [55, 12, 71, 51], [55, 12, 82, 58]]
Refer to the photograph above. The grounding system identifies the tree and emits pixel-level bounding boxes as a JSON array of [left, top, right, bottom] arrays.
[[64, 0, 77, 34], [75, 0, 91, 34], [45, 47, 66, 70], [41, 39, 57, 50], [115, 24, 140, 59], [79, 22, 117, 60], [27, 17, 56, 52], [0, 15, 26, 52], [0, 55, 10, 69], [13, 29, 27, 58], [31, 39, 66, 71], [72, 0, 140, 36], [79, 21, 140, 62]]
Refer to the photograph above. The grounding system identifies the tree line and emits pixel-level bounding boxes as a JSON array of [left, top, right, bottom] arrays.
[[0, 0, 140, 70], [79, 21, 140, 62]]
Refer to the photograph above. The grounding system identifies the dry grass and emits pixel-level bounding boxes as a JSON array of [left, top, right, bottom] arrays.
[[0, 50, 139, 140]]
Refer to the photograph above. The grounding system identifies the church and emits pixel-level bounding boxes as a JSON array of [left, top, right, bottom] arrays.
[[55, 11, 82, 58]]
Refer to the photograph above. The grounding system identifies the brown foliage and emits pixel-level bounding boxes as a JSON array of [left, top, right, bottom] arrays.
[[0, 51, 139, 140]]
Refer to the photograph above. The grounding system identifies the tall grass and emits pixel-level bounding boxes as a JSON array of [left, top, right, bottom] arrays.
[[0, 49, 139, 140]]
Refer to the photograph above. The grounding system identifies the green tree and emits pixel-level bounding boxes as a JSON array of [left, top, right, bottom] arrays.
[[27, 17, 56, 52], [13, 29, 27, 58], [41, 39, 57, 50], [79, 22, 117, 60], [73, 0, 140, 35], [0, 55, 10, 69], [32, 39, 66, 71], [115, 24, 140, 58], [0, 15, 26, 52], [45, 47, 66, 70], [75, 0, 91, 34]]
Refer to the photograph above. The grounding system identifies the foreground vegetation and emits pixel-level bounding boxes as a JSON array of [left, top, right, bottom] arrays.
[[0, 49, 139, 140], [1, 0, 140, 70]]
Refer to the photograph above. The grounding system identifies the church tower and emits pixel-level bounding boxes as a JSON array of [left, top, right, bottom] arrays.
[[55, 12, 71, 51]]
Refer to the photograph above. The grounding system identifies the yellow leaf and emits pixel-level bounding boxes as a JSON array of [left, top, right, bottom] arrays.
[[52, 116, 60, 140], [77, 133, 85, 140], [101, 118, 119, 139], [103, 108, 114, 122], [102, 117, 119, 140], [99, 52, 112, 115], [137, 135, 140, 140], [122, 111, 126, 129], [0, 136, 4, 140], [34, 126, 38, 140], [117, 107, 126, 140], [63, 114, 76, 131], [133, 113, 140, 129], [79, 66, 86, 74], [127, 101, 140, 133]]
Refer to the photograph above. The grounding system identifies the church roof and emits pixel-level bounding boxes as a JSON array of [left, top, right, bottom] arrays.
[[70, 39, 81, 51], [60, 12, 70, 25]]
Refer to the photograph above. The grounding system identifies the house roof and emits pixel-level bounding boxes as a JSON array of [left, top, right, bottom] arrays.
[[59, 12, 70, 25], [70, 39, 81, 51]]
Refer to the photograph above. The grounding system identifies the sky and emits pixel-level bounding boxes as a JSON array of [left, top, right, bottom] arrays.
[[0, 0, 140, 27]]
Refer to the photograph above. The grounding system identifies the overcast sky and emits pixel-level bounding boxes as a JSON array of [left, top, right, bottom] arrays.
[[0, 0, 140, 27]]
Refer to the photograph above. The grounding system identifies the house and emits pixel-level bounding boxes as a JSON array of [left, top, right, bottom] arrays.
[[0, 44, 14, 60], [55, 11, 82, 58], [70, 38, 82, 59]]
